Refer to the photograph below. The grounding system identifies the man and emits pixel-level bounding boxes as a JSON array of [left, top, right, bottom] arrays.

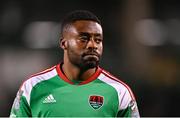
[[10, 10, 140, 117]]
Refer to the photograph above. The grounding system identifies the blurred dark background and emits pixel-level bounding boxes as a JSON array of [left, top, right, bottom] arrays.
[[0, 0, 180, 116]]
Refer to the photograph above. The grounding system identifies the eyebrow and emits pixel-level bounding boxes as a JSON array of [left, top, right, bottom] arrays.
[[79, 32, 102, 37]]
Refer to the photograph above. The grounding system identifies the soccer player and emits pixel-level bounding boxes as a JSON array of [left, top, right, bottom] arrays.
[[10, 10, 140, 117]]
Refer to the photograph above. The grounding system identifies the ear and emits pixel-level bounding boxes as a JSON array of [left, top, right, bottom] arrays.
[[60, 38, 67, 50]]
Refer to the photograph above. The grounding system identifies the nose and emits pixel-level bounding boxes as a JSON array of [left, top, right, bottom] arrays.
[[87, 39, 98, 50]]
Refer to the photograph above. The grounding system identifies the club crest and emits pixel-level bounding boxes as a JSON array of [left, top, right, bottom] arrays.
[[89, 95, 104, 109]]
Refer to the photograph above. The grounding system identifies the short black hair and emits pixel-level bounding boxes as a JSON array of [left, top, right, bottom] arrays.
[[61, 10, 101, 35]]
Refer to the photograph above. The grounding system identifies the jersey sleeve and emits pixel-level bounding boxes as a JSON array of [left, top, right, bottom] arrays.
[[117, 99, 140, 117], [10, 89, 32, 117], [117, 88, 140, 117], [10, 80, 33, 118]]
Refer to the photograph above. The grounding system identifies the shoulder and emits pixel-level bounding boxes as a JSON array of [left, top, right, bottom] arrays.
[[19, 65, 58, 103], [21, 65, 57, 89], [98, 68, 135, 100]]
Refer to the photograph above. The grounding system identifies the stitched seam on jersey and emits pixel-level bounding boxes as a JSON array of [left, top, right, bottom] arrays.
[[20, 66, 56, 90], [102, 70, 135, 100], [98, 74, 121, 110], [96, 75, 119, 115], [98, 73, 132, 111], [21, 68, 57, 106]]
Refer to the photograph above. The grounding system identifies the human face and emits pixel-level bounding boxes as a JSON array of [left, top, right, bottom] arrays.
[[62, 20, 103, 69]]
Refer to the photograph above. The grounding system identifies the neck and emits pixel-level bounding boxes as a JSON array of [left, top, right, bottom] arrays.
[[62, 62, 97, 81]]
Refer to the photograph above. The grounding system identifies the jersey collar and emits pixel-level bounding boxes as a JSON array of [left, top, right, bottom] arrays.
[[56, 63, 102, 85]]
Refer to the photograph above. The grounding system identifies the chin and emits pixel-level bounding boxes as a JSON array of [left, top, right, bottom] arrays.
[[84, 61, 98, 69], [81, 56, 100, 69]]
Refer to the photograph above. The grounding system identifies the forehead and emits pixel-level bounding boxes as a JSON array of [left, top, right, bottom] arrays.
[[69, 20, 103, 35]]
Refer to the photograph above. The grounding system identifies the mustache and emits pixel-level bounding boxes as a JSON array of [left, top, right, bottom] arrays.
[[82, 50, 100, 57]]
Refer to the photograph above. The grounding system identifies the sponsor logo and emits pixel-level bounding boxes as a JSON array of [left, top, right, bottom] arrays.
[[89, 95, 104, 109], [43, 94, 56, 103]]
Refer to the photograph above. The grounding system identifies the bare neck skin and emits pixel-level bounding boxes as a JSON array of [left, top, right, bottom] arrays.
[[62, 59, 96, 81]]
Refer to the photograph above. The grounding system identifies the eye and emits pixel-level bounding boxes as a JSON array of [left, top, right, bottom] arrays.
[[95, 38, 103, 44], [79, 35, 89, 42]]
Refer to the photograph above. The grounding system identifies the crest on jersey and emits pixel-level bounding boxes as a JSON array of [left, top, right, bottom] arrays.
[[89, 95, 104, 109]]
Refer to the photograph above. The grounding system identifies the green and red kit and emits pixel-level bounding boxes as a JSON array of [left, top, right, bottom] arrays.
[[10, 63, 140, 117]]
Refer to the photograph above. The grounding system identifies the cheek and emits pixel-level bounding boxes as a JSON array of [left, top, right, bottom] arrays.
[[67, 40, 79, 51], [68, 39, 85, 50], [68, 40, 76, 47], [98, 44, 103, 54], [67, 40, 83, 55]]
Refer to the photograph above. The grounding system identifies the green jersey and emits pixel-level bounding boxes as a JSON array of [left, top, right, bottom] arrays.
[[10, 63, 140, 117]]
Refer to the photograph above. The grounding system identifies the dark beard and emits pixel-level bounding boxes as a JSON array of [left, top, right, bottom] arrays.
[[68, 54, 99, 70], [82, 59, 99, 69], [67, 48, 101, 70], [80, 55, 100, 70], [81, 50, 101, 69]]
